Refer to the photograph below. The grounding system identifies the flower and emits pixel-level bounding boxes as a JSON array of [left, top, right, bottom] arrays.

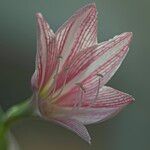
[[31, 3, 134, 144]]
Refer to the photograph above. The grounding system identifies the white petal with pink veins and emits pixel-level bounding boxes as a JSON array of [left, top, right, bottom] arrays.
[[31, 13, 57, 90], [56, 4, 98, 71], [52, 118, 91, 143], [54, 86, 134, 125], [56, 32, 132, 97]]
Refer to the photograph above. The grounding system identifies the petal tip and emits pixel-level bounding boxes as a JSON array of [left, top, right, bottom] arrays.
[[115, 32, 133, 45], [85, 133, 91, 144], [87, 2, 96, 7], [130, 96, 135, 103], [128, 32, 133, 42], [126, 32, 133, 39], [88, 139, 91, 145], [36, 12, 43, 19], [124, 32, 133, 39], [120, 32, 133, 38], [125, 95, 135, 106], [83, 3, 97, 12]]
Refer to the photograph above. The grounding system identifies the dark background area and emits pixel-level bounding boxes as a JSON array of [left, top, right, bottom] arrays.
[[0, 0, 149, 150]]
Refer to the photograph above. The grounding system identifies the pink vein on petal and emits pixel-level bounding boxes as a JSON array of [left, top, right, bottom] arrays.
[[54, 32, 132, 95], [56, 3, 98, 71], [31, 13, 58, 90], [54, 86, 134, 125], [52, 118, 91, 143]]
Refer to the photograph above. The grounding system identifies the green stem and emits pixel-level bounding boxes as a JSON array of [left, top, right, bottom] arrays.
[[0, 97, 34, 149], [0, 123, 8, 150], [4, 99, 33, 127]]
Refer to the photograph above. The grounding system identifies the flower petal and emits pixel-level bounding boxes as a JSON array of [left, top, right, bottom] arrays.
[[54, 86, 134, 125], [51, 118, 91, 144], [55, 32, 132, 96], [56, 3, 98, 70], [31, 13, 57, 90]]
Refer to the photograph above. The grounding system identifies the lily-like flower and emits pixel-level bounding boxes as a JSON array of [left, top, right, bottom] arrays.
[[31, 3, 134, 143]]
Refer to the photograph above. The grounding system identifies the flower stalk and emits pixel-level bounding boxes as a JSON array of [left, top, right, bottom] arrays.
[[0, 98, 34, 150]]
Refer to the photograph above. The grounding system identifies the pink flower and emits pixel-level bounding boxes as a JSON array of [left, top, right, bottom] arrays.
[[31, 3, 134, 143]]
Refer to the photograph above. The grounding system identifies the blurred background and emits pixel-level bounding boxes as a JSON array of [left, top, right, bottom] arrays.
[[0, 0, 149, 150]]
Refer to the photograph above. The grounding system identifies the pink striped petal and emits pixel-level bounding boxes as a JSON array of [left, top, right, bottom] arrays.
[[31, 13, 57, 90], [54, 86, 134, 125], [51, 118, 91, 144], [56, 3, 98, 70], [55, 32, 132, 95], [55, 45, 98, 90], [58, 86, 134, 107]]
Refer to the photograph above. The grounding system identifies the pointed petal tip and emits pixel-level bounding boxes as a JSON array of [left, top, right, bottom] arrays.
[[85, 130, 91, 144], [112, 32, 133, 45], [123, 32, 133, 40], [130, 96, 135, 103], [125, 94, 135, 106], [86, 2, 96, 7], [88, 138, 92, 145], [119, 32, 133, 39], [36, 12, 43, 19], [125, 32, 133, 39], [128, 32, 133, 42], [82, 3, 97, 12], [129, 32, 133, 36]]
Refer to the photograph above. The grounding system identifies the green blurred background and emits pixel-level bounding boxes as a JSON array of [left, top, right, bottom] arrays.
[[0, 0, 149, 149]]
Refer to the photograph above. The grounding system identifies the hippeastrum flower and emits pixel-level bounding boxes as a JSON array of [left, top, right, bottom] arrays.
[[31, 3, 134, 143]]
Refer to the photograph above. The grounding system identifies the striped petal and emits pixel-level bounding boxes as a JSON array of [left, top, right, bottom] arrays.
[[52, 118, 91, 143], [54, 86, 134, 125], [54, 32, 132, 96], [31, 13, 57, 90], [56, 3, 98, 71]]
